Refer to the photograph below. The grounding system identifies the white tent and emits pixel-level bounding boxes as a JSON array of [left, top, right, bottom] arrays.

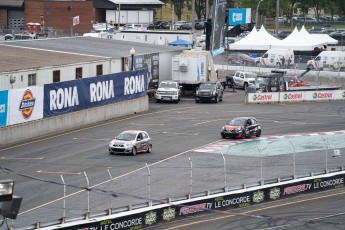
[[229, 25, 282, 50], [272, 27, 319, 51], [299, 26, 338, 46]]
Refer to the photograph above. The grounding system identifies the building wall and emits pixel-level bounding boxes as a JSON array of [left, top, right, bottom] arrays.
[[0, 9, 8, 29], [24, 0, 94, 34], [0, 59, 113, 90]]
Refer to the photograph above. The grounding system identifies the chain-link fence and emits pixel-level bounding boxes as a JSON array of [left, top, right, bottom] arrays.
[[5, 132, 345, 229]]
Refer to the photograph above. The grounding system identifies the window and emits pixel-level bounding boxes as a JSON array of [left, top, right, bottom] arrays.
[[28, 74, 36, 86], [96, 65, 103, 76], [53, 70, 60, 82], [76, 67, 82, 79]]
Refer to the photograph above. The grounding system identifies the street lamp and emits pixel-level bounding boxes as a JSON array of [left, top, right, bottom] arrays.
[[255, 0, 264, 28], [130, 47, 136, 71]]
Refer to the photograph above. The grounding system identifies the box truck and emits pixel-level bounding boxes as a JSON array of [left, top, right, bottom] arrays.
[[307, 51, 345, 71]]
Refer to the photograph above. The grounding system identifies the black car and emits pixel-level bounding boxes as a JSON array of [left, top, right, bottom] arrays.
[[195, 21, 206, 30], [147, 21, 170, 30], [195, 81, 224, 103], [221, 117, 261, 139]]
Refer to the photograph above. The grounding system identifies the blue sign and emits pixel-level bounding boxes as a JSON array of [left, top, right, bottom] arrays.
[[44, 69, 147, 117], [0, 90, 8, 127], [228, 8, 247, 26]]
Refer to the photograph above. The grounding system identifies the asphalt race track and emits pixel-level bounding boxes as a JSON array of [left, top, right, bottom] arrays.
[[1, 89, 345, 229]]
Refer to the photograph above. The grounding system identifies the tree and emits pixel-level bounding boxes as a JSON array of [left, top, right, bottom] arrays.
[[171, 0, 185, 20]]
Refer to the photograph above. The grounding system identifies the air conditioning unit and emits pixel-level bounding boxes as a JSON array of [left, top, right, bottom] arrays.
[[179, 59, 188, 72]]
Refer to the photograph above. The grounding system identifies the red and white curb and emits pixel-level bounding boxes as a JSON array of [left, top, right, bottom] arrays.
[[194, 130, 345, 153]]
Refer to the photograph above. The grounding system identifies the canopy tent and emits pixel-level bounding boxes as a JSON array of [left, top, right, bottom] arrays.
[[229, 26, 282, 50], [168, 39, 192, 47], [299, 26, 338, 46], [271, 27, 320, 51]]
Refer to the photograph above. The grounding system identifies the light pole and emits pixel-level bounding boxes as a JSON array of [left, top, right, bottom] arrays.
[[255, 0, 264, 28], [130, 47, 135, 71]]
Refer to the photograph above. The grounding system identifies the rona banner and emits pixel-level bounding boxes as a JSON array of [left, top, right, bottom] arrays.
[[43, 69, 147, 117]]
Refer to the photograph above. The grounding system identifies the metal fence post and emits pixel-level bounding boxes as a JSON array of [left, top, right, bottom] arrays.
[[257, 147, 263, 182], [60, 175, 66, 222], [83, 171, 90, 217], [107, 168, 113, 213], [188, 157, 192, 199], [290, 141, 296, 177], [221, 152, 227, 191], [145, 163, 151, 200], [322, 137, 329, 171]]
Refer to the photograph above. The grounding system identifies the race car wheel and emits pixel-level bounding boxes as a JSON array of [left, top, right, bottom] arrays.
[[241, 131, 246, 139], [221, 133, 226, 139], [256, 130, 261, 137], [132, 147, 137, 156], [214, 95, 218, 103], [146, 145, 152, 153]]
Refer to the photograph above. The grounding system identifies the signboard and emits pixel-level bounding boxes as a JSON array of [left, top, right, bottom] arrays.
[[43, 69, 147, 117], [0, 90, 8, 127], [228, 8, 251, 26], [73, 15, 80, 26], [8, 86, 44, 126], [126, 53, 159, 90], [210, 0, 227, 52], [247, 92, 279, 103]]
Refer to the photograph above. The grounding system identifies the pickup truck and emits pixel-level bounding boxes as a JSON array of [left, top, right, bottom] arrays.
[[231, 71, 257, 90], [155, 80, 182, 103]]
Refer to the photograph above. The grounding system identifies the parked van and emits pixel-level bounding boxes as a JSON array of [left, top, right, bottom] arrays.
[[123, 24, 146, 31], [307, 51, 345, 71], [256, 49, 294, 68]]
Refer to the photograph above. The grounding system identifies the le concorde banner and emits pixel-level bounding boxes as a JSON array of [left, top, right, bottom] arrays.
[[43, 69, 147, 117], [0, 90, 8, 127], [58, 173, 345, 230]]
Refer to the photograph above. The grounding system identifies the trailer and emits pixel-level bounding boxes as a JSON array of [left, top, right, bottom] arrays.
[[171, 50, 224, 92]]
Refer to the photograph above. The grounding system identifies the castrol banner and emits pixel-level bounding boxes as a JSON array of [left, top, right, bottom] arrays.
[[247, 93, 279, 103], [279, 92, 305, 102], [304, 91, 336, 101], [8, 86, 44, 125]]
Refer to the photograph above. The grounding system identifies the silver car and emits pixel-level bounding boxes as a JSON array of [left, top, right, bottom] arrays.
[[109, 130, 152, 156]]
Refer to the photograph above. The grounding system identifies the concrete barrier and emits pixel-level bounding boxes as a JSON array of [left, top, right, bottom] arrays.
[[0, 96, 149, 146]]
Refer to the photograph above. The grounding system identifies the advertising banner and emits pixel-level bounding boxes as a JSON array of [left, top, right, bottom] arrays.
[[247, 92, 280, 103], [228, 8, 251, 26], [211, 0, 227, 52], [304, 90, 336, 101], [0, 90, 8, 127], [44, 69, 147, 117], [8, 86, 44, 125], [126, 53, 159, 90], [279, 92, 305, 102]]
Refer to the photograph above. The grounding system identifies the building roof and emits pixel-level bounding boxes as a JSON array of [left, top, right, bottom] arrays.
[[0, 0, 23, 8], [0, 44, 109, 73], [0, 36, 185, 73]]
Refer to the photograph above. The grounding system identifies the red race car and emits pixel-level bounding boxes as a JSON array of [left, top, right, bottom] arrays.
[[221, 117, 262, 139]]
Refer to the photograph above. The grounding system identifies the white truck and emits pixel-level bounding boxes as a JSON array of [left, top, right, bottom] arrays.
[[155, 80, 182, 103], [256, 48, 294, 68], [172, 50, 223, 92], [307, 51, 345, 71], [231, 71, 257, 90]]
